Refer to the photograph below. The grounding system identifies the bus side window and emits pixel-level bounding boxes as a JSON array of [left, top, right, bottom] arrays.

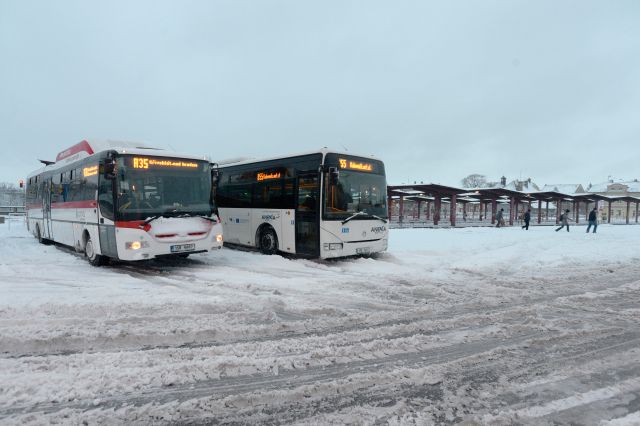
[[98, 177, 115, 220], [297, 177, 317, 211]]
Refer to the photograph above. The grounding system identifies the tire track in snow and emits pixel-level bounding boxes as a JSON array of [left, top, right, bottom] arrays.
[[1, 267, 637, 359], [5, 329, 640, 424]]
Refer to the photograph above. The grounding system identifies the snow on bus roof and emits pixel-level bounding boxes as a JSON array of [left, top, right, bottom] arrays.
[[216, 147, 382, 168], [28, 139, 209, 177], [55, 139, 154, 162]]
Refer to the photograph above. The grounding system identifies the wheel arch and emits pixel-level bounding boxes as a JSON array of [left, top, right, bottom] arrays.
[[255, 222, 276, 246], [255, 223, 280, 253]]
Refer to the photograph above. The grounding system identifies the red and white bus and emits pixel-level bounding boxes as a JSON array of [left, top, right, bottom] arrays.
[[26, 140, 223, 265]]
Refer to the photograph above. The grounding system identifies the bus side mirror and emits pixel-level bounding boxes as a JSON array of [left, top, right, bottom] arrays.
[[211, 169, 220, 185], [329, 167, 339, 185], [103, 160, 116, 180]]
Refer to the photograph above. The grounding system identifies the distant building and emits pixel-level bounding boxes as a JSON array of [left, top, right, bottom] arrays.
[[486, 176, 541, 192], [506, 178, 540, 192], [586, 179, 640, 221]]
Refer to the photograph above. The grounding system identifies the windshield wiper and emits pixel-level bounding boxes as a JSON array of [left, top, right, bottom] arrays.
[[142, 215, 163, 226], [341, 211, 368, 224], [342, 211, 388, 225], [142, 208, 179, 225], [168, 211, 217, 222], [368, 214, 388, 224]]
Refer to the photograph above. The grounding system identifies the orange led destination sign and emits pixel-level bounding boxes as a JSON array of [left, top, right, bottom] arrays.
[[83, 165, 98, 177], [132, 157, 199, 169], [257, 171, 281, 181], [338, 158, 373, 172]]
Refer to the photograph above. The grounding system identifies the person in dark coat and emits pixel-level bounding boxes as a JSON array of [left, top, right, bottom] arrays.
[[495, 208, 504, 227], [586, 207, 598, 233], [555, 209, 571, 232], [522, 208, 531, 230]]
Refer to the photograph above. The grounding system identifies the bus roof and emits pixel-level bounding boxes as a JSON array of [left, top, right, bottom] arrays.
[[28, 139, 210, 178], [216, 147, 382, 168]]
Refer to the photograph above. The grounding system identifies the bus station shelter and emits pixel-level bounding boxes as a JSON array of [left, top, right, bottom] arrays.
[[388, 184, 640, 227], [387, 184, 466, 226], [387, 184, 536, 227], [605, 195, 640, 224]]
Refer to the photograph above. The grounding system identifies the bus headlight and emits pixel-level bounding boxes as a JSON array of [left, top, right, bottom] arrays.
[[215, 234, 223, 243], [126, 241, 149, 250], [323, 243, 343, 251]]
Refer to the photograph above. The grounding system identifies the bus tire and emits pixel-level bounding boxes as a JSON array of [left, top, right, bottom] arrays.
[[36, 224, 50, 245], [85, 236, 106, 266], [258, 226, 278, 255]]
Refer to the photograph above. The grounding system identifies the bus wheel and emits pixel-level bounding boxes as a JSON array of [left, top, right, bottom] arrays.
[[85, 237, 106, 266], [259, 227, 278, 255], [36, 225, 49, 245]]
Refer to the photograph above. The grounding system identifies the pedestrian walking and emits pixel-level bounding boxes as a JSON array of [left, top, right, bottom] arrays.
[[522, 208, 531, 230], [586, 207, 598, 233], [555, 209, 571, 232], [495, 208, 505, 227]]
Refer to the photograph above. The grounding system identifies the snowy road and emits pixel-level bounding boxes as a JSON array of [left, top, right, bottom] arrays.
[[1, 220, 639, 425]]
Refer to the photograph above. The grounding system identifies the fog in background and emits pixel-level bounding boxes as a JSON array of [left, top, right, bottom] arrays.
[[1, 0, 639, 187]]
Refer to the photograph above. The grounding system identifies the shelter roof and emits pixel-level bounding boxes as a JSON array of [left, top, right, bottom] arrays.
[[522, 190, 575, 200], [387, 183, 467, 197], [606, 195, 640, 203], [468, 187, 531, 200], [540, 184, 585, 194]]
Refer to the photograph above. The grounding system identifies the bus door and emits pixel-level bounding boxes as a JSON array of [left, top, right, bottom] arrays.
[[97, 173, 118, 258], [295, 173, 319, 257], [43, 177, 53, 239]]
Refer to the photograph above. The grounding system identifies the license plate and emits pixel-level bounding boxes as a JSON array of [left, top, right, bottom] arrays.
[[356, 247, 371, 254], [170, 244, 195, 253]]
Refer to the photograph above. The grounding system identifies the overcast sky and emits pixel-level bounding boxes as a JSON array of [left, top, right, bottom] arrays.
[[1, 0, 639, 188]]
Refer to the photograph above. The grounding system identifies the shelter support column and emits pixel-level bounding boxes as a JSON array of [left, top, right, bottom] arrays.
[[450, 194, 457, 227], [538, 200, 542, 224], [479, 201, 483, 221], [575, 201, 579, 224], [636, 201, 639, 223], [509, 197, 516, 226], [491, 199, 497, 224], [434, 196, 441, 226], [608, 201, 612, 224], [399, 196, 404, 223], [546, 201, 549, 222], [626, 201, 631, 225]]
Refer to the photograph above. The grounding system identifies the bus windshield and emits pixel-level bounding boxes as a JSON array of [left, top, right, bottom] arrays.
[[324, 171, 387, 220], [116, 155, 213, 221]]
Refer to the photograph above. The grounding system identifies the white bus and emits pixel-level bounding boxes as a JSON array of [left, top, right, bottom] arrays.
[[214, 149, 388, 259], [26, 140, 224, 265]]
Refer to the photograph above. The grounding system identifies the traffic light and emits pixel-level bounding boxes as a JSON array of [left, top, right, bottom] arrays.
[[19, 179, 24, 188]]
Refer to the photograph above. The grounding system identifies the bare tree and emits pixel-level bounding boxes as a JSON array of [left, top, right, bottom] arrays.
[[461, 174, 487, 188], [0, 182, 16, 190]]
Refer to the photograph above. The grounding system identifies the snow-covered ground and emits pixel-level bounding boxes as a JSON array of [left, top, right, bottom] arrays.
[[1, 217, 639, 425]]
